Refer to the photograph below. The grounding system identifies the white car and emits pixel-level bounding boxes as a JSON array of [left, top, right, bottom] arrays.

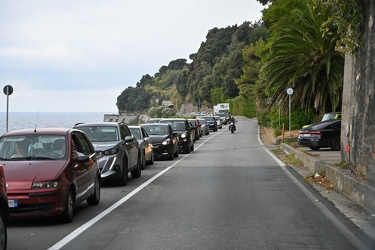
[[214, 116, 222, 129]]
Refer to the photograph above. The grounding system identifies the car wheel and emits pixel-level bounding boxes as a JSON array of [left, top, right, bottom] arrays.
[[309, 146, 320, 150], [168, 147, 175, 160], [147, 151, 154, 165], [61, 188, 75, 223], [0, 209, 7, 250], [131, 153, 142, 178], [185, 144, 191, 154], [141, 151, 146, 170], [87, 176, 100, 205], [331, 136, 340, 151], [118, 158, 129, 186]]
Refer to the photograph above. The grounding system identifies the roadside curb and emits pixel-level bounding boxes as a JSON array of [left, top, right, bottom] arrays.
[[279, 143, 375, 215]]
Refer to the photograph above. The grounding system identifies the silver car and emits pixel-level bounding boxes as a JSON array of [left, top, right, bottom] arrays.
[[74, 122, 142, 186], [129, 125, 154, 169], [214, 116, 222, 129]]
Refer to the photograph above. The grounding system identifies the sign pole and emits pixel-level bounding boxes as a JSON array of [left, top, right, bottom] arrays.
[[286, 88, 293, 136], [3, 85, 14, 132]]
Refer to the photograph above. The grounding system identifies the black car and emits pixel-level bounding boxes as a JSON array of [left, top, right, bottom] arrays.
[[74, 122, 142, 186], [188, 119, 200, 141], [298, 119, 341, 151], [159, 118, 194, 154], [141, 123, 179, 160], [201, 116, 218, 132]]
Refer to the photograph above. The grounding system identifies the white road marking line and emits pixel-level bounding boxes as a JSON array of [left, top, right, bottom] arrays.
[[49, 129, 224, 249]]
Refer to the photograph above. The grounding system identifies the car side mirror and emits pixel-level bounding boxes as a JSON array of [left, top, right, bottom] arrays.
[[125, 136, 134, 143]]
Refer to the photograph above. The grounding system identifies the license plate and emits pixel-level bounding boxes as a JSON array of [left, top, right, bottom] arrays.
[[8, 199, 18, 208]]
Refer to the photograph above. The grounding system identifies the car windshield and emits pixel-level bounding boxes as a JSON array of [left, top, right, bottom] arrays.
[[202, 116, 214, 121], [0, 134, 67, 160], [129, 128, 141, 139], [77, 126, 118, 142], [198, 119, 205, 124], [142, 125, 169, 135], [160, 120, 187, 131]]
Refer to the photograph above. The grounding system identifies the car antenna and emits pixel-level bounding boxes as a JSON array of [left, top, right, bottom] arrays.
[[34, 110, 39, 133]]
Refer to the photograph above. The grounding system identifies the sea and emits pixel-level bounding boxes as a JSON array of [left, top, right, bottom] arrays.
[[0, 112, 108, 135]]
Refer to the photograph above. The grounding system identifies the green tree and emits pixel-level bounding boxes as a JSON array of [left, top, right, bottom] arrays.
[[260, 3, 344, 117], [116, 87, 152, 112]]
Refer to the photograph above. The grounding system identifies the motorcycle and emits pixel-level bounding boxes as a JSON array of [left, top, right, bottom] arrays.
[[229, 122, 236, 133]]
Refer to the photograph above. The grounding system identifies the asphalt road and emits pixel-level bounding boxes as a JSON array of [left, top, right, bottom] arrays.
[[7, 117, 375, 250]]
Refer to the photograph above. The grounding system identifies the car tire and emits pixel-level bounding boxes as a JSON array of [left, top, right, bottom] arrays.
[[309, 146, 320, 150], [147, 152, 154, 165], [141, 151, 146, 170], [87, 176, 100, 205], [131, 154, 142, 178], [118, 158, 128, 186], [0, 209, 7, 250], [61, 188, 75, 223], [185, 144, 191, 154], [331, 136, 340, 151], [168, 147, 175, 160]]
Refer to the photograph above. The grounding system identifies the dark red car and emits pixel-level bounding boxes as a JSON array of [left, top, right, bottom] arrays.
[[0, 128, 101, 223], [0, 164, 9, 249]]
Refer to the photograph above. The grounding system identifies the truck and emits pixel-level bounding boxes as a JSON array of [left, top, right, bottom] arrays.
[[217, 103, 230, 114], [214, 103, 230, 124]]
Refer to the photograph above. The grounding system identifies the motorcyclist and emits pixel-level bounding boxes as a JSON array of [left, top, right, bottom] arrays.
[[228, 116, 236, 131]]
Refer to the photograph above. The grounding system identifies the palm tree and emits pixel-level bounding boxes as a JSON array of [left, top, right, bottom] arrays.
[[260, 3, 344, 117]]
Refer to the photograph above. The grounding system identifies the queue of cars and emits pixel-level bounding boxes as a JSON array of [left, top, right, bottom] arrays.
[[0, 114, 224, 243]]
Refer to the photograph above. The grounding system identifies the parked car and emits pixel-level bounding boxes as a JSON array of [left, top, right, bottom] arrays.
[[201, 116, 218, 132], [74, 122, 142, 186], [0, 128, 101, 222], [198, 118, 209, 135], [0, 164, 9, 249], [188, 119, 200, 141], [159, 118, 194, 154], [195, 119, 203, 137], [298, 119, 341, 151], [214, 116, 222, 129], [141, 123, 179, 160], [129, 125, 154, 168], [302, 112, 342, 128], [218, 113, 228, 125]]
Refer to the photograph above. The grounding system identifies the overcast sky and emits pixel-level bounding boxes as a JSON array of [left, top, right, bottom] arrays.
[[0, 0, 264, 113]]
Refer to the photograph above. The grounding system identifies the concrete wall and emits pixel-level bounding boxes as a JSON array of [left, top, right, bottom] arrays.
[[341, 0, 375, 184]]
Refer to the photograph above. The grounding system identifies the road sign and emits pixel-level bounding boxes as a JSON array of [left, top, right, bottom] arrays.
[[3, 85, 13, 95]]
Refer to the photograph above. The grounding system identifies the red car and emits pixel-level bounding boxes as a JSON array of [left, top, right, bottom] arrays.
[[0, 164, 9, 249], [0, 128, 101, 223]]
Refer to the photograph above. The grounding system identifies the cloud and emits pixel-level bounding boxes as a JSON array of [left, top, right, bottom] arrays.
[[0, 0, 264, 112]]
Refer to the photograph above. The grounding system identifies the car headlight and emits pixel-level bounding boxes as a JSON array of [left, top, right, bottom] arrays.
[[181, 133, 187, 139], [162, 138, 171, 145], [33, 180, 61, 189], [103, 146, 119, 155]]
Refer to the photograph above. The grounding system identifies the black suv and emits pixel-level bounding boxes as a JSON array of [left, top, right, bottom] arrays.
[[159, 118, 194, 154], [74, 122, 142, 186]]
